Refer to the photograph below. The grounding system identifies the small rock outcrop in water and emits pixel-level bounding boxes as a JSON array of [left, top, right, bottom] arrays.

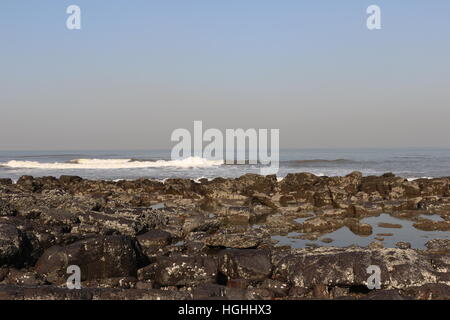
[[0, 172, 450, 300]]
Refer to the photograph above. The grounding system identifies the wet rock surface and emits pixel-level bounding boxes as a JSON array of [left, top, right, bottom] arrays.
[[0, 173, 449, 299]]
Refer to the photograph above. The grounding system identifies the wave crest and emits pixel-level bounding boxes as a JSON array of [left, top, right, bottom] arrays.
[[1, 157, 224, 170]]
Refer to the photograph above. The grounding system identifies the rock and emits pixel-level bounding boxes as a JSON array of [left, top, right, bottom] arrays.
[[247, 193, 277, 210], [0, 179, 12, 186], [204, 233, 261, 249], [404, 283, 450, 300], [35, 235, 143, 284], [344, 219, 373, 236], [413, 219, 450, 231], [245, 288, 274, 300], [198, 197, 221, 212], [218, 249, 272, 282], [136, 229, 172, 256], [0, 267, 8, 281], [273, 247, 448, 290], [75, 211, 143, 236], [5, 269, 47, 286], [301, 217, 343, 233], [279, 195, 296, 207], [417, 178, 449, 197], [0, 284, 93, 300], [279, 172, 320, 194], [312, 284, 329, 298], [378, 222, 402, 229], [153, 255, 218, 287], [183, 215, 219, 234], [226, 279, 250, 289], [360, 289, 407, 300], [425, 239, 450, 252], [16, 176, 41, 192], [135, 281, 154, 290], [59, 175, 83, 185], [0, 284, 191, 300], [236, 174, 277, 195], [2, 172, 450, 300], [137, 264, 158, 281], [260, 279, 289, 297], [82, 276, 137, 289], [368, 241, 384, 249], [191, 283, 227, 300], [396, 242, 412, 249], [0, 223, 29, 267], [38, 209, 79, 226], [288, 286, 309, 298], [0, 200, 16, 216]]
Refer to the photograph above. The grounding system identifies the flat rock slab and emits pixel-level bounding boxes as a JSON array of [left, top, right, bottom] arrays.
[[273, 247, 450, 289]]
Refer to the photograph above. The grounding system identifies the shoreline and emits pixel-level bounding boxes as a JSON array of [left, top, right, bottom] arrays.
[[1, 172, 450, 300]]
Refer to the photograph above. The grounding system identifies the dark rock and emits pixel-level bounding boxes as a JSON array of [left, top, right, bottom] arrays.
[[425, 239, 450, 252], [360, 289, 407, 300], [0, 200, 16, 216], [396, 242, 412, 249], [0, 179, 12, 186], [218, 249, 272, 282], [344, 218, 373, 236], [0, 284, 191, 300], [260, 279, 289, 297], [205, 233, 261, 249], [183, 215, 219, 234], [136, 229, 172, 256], [82, 276, 137, 289], [4, 269, 46, 286], [226, 279, 250, 289], [312, 284, 329, 298], [273, 247, 446, 290], [35, 235, 143, 284], [16, 176, 41, 192], [198, 197, 221, 212], [59, 175, 83, 185], [413, 219, 450, 231], [153, 255, 218, 287], [0, 223, 30, 267], [1, 172, 450, 300], [404, 283, 450, 300], [236, 174, 277, 195], [192, 283, 226, 300]]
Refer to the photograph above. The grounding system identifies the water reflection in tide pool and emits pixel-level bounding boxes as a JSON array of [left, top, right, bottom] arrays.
[[272, 213, 450, 249]]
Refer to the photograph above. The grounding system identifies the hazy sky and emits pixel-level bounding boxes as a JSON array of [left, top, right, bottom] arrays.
[[1, 0, 450, 150]]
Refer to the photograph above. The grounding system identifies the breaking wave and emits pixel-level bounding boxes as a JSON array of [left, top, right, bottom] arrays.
[[0, 157, 224, 170]]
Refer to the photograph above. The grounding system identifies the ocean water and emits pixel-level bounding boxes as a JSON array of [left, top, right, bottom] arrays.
[[0, 148, 449, 181]]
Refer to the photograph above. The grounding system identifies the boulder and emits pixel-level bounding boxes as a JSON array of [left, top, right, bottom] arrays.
[[153, 255, 218, 286], [35, 235, 143, 284], [136, 229, 172, 256], [0, 223, 29, 267], [218, 249, 272, 281], [273, 247, 449, 290]]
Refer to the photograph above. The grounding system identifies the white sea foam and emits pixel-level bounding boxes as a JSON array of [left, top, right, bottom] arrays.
[[1, 157, 224, 170], [407, 177, 433, 181]]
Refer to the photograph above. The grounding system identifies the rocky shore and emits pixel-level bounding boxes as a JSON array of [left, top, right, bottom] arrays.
[[1, 172, 450, 300]]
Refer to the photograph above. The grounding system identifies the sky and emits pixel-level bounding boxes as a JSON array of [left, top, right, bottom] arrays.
[[1, 0, 450, 150]]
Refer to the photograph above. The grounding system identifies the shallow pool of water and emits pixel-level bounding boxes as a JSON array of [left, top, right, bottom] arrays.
[[272, 213, 450, 249]]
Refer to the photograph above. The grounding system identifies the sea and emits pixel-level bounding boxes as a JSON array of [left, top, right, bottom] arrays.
[[0, 148, 449, 182]]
